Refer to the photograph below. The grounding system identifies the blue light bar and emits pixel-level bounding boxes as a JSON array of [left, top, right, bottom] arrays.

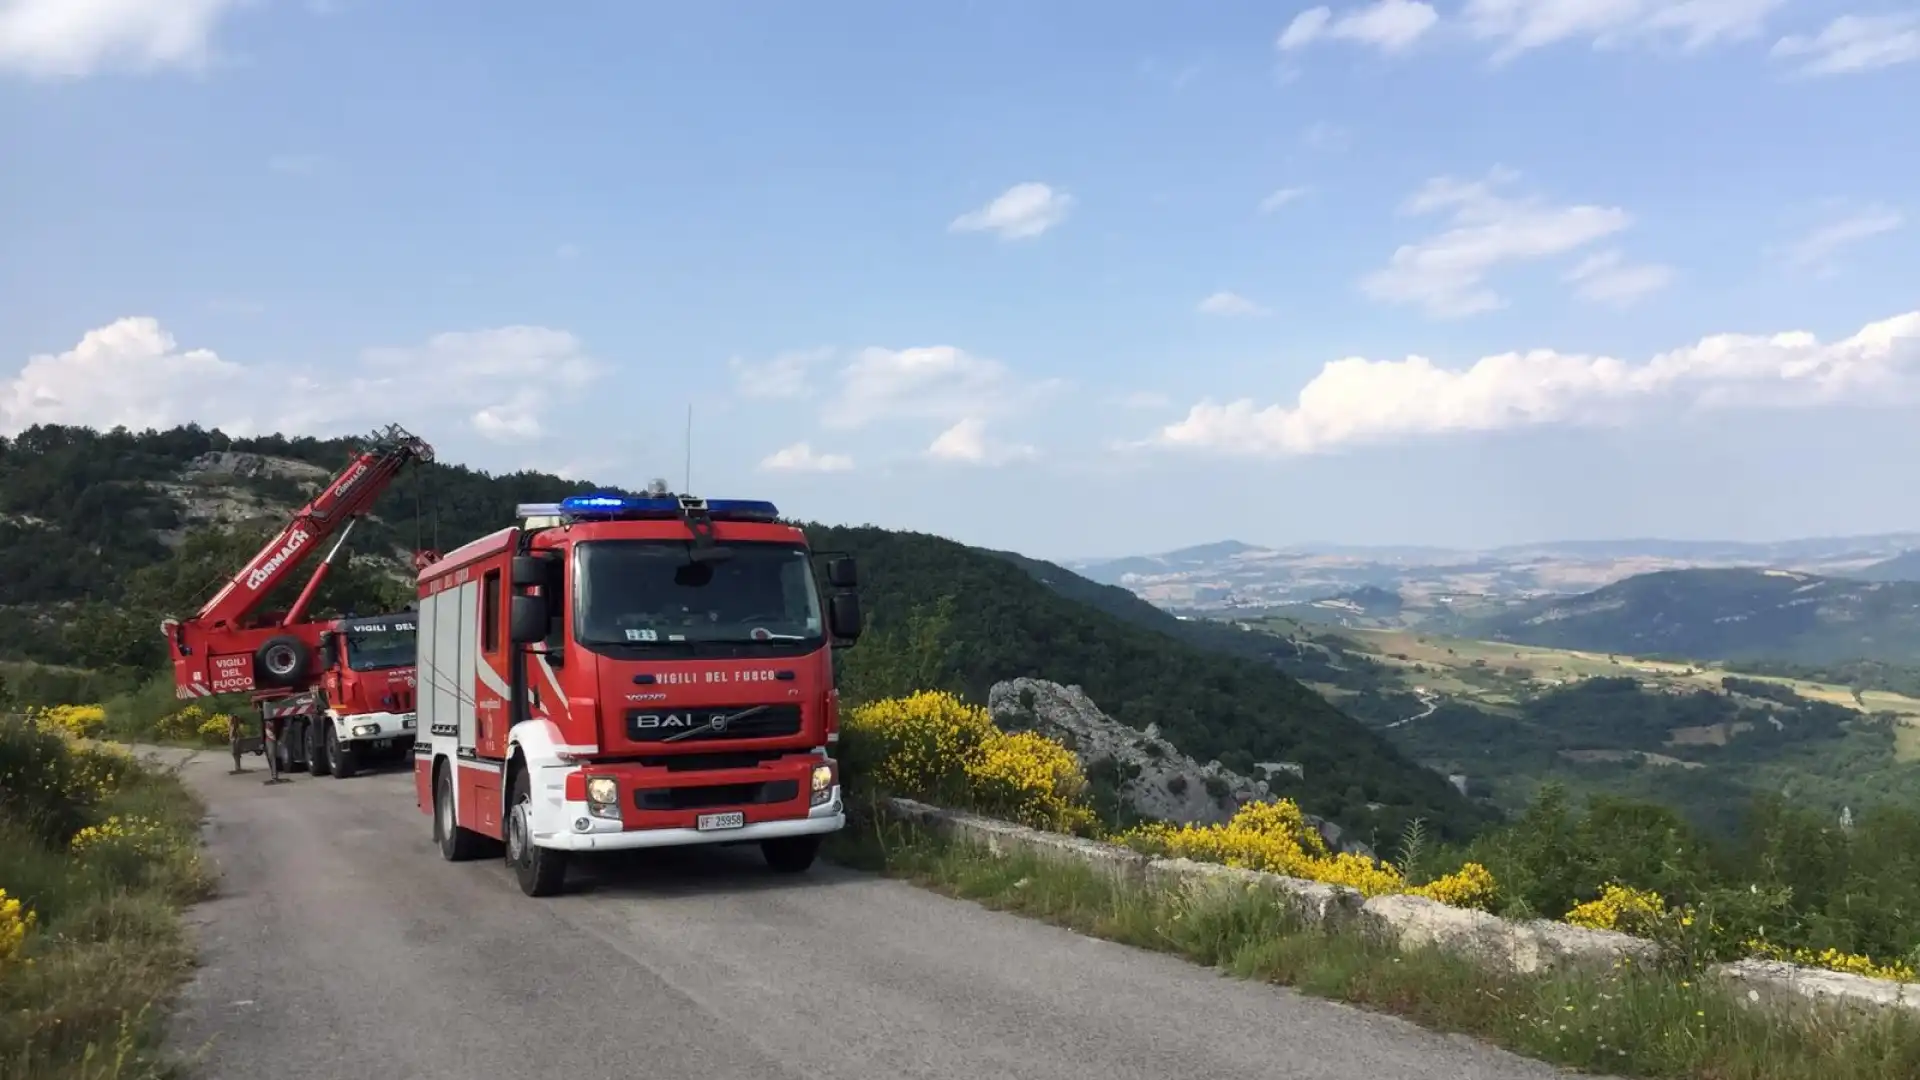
[[549, 492, 781, 522]]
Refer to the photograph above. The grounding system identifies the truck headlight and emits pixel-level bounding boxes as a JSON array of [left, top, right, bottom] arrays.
[[585, 776, 620, 819], [352, 724, 379, 737], [810, 763, 836, 807]]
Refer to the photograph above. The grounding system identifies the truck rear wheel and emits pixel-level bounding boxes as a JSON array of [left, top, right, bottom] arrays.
[[434, 764, 485, 862], [761, 835, 821, 874], [507, 766, 567, 897]]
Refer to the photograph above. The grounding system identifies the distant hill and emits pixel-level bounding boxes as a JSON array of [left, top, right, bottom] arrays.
[[1855, 550, 1920, 583], [0, 423, 1490, 843], [1467, 567, 1920, 665]]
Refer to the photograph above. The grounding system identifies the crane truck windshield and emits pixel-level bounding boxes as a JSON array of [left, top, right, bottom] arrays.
[[341, 617, 418, 671], [574, 540, 824, 648]]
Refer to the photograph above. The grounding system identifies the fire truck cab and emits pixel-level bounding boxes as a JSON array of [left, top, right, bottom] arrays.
[[413, 490, 861, 897], [311, 613, 420, 777]]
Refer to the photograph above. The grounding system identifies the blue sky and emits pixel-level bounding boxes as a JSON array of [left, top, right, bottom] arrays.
[[2, 0, 1917, 560]]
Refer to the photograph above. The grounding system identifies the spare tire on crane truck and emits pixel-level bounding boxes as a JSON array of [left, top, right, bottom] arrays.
[[254, 635, 311, 688]]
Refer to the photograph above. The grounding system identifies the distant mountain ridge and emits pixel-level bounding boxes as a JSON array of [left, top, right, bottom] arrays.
[[1466, 567, 1920, 665], [1066, 533, 1920, 619]]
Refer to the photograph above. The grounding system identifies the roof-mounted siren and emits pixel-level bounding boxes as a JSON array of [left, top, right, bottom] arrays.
[[510, 493, 781, 526]]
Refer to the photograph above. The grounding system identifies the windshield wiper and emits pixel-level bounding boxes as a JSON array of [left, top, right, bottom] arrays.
[[662, 704, 770, 743]]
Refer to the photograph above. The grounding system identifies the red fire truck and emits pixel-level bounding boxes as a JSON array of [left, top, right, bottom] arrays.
[[162, 424, 436, 779], [413, 489, 862, 896]]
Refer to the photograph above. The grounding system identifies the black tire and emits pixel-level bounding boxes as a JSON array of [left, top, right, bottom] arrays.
[[254, 635, 311, 689], [761, 834, 822, 874], [329, 726, 359, 779], [434, 764, 485, 862], [506, 766, 568, 896], [307, 718, 332, 777]]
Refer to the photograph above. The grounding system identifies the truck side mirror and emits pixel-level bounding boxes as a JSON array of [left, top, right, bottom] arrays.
[[511, 554, 549, 587], [826, 556, 858, 589], [827, 592, 862, 641], [509, 594, 549, 644]]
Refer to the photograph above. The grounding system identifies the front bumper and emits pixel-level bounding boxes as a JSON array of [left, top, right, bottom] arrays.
[[535, 786, 845, 852], [334, 711, 418, 745]]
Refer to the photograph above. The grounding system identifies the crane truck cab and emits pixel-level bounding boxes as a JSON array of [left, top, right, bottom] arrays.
[[413, 490, 861, 897]]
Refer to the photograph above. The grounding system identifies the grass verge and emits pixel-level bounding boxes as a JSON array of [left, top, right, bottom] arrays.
[[826, 812, 1920, 1080], [1, 734, 215, 1080]]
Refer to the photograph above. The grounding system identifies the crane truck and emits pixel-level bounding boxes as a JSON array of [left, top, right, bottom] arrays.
[[161, 424, 437, 779], [414, 488, 862, 897]]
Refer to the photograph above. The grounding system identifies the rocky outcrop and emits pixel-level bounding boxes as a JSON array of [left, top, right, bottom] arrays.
[[988, 677, 1263, 827], [985, 677, 1373, 859]]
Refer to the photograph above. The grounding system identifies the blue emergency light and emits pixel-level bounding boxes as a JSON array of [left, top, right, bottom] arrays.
[[515, 492, 781, 523]]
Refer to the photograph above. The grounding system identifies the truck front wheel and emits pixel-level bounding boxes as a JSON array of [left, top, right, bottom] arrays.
[[761, 835, 821, 874], [329, 726, 359, 779], [506, 767, 568, 897]]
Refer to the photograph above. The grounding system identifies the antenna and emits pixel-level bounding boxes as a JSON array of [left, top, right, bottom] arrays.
[[683, 403, 693, 493]]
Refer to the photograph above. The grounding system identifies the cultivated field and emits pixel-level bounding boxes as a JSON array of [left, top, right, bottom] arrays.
[[1337, 629, 1920, 761]]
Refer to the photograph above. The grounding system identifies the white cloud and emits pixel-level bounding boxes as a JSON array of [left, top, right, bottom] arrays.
[[1773, 14, 1920, 76], [729, 347, 832, 400], [823, 344, 1062, 431], [1197, 291, 1270, 317], [0, 0, 250, 79], [926, 417, 1037, 466], [1258, 186, 1309, 214], [1146, 308, 1920, 457], [1463, 0, 1783, 61], [1564, 249, 1675, 305], [1, 317, 603, 445], [1362, 168, 1633, 318], [1279, 1, 1440, 54], [758, 442, 853, 473], [948, 182, 1074, 240], [1783, 206, 1905, 276]]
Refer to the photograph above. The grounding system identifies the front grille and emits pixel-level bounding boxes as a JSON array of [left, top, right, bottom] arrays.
[[624, 703, 804, 744], [636, 750, 787, 772], [634, 779, 799, 811]]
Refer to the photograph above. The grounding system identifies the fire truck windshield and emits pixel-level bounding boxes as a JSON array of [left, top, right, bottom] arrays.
[[574, 540, 824, 649], [342, 623, 417, 672]]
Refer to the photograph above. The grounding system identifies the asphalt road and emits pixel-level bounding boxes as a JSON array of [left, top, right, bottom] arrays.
[[152, 747, 1590, 1080]]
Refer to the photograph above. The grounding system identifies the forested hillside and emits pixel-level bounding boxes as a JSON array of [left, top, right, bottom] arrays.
[[0, 422, 1490, 843]]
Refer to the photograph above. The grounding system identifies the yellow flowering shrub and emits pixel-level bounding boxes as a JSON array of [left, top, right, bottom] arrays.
[[1407, 861, 1500, 910], [1563, 883, 1669, 936], [29, 703, 107, 740], [0, 887, 34, 968], [71, 814, 170, 859], [1121, 799, 1499, 907], [842, 691, 1097, 832], [1746, 939, 1916, 982], [156, 704, 208, 742], [967, 729, 1097, 833], [63, 742, 135, 805], [202, 711, 239, 743], [843, 690, 997, 806]]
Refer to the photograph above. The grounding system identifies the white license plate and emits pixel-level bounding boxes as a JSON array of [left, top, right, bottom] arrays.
[[374, 738, 391, 749], [696, 811, 745, 832]]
